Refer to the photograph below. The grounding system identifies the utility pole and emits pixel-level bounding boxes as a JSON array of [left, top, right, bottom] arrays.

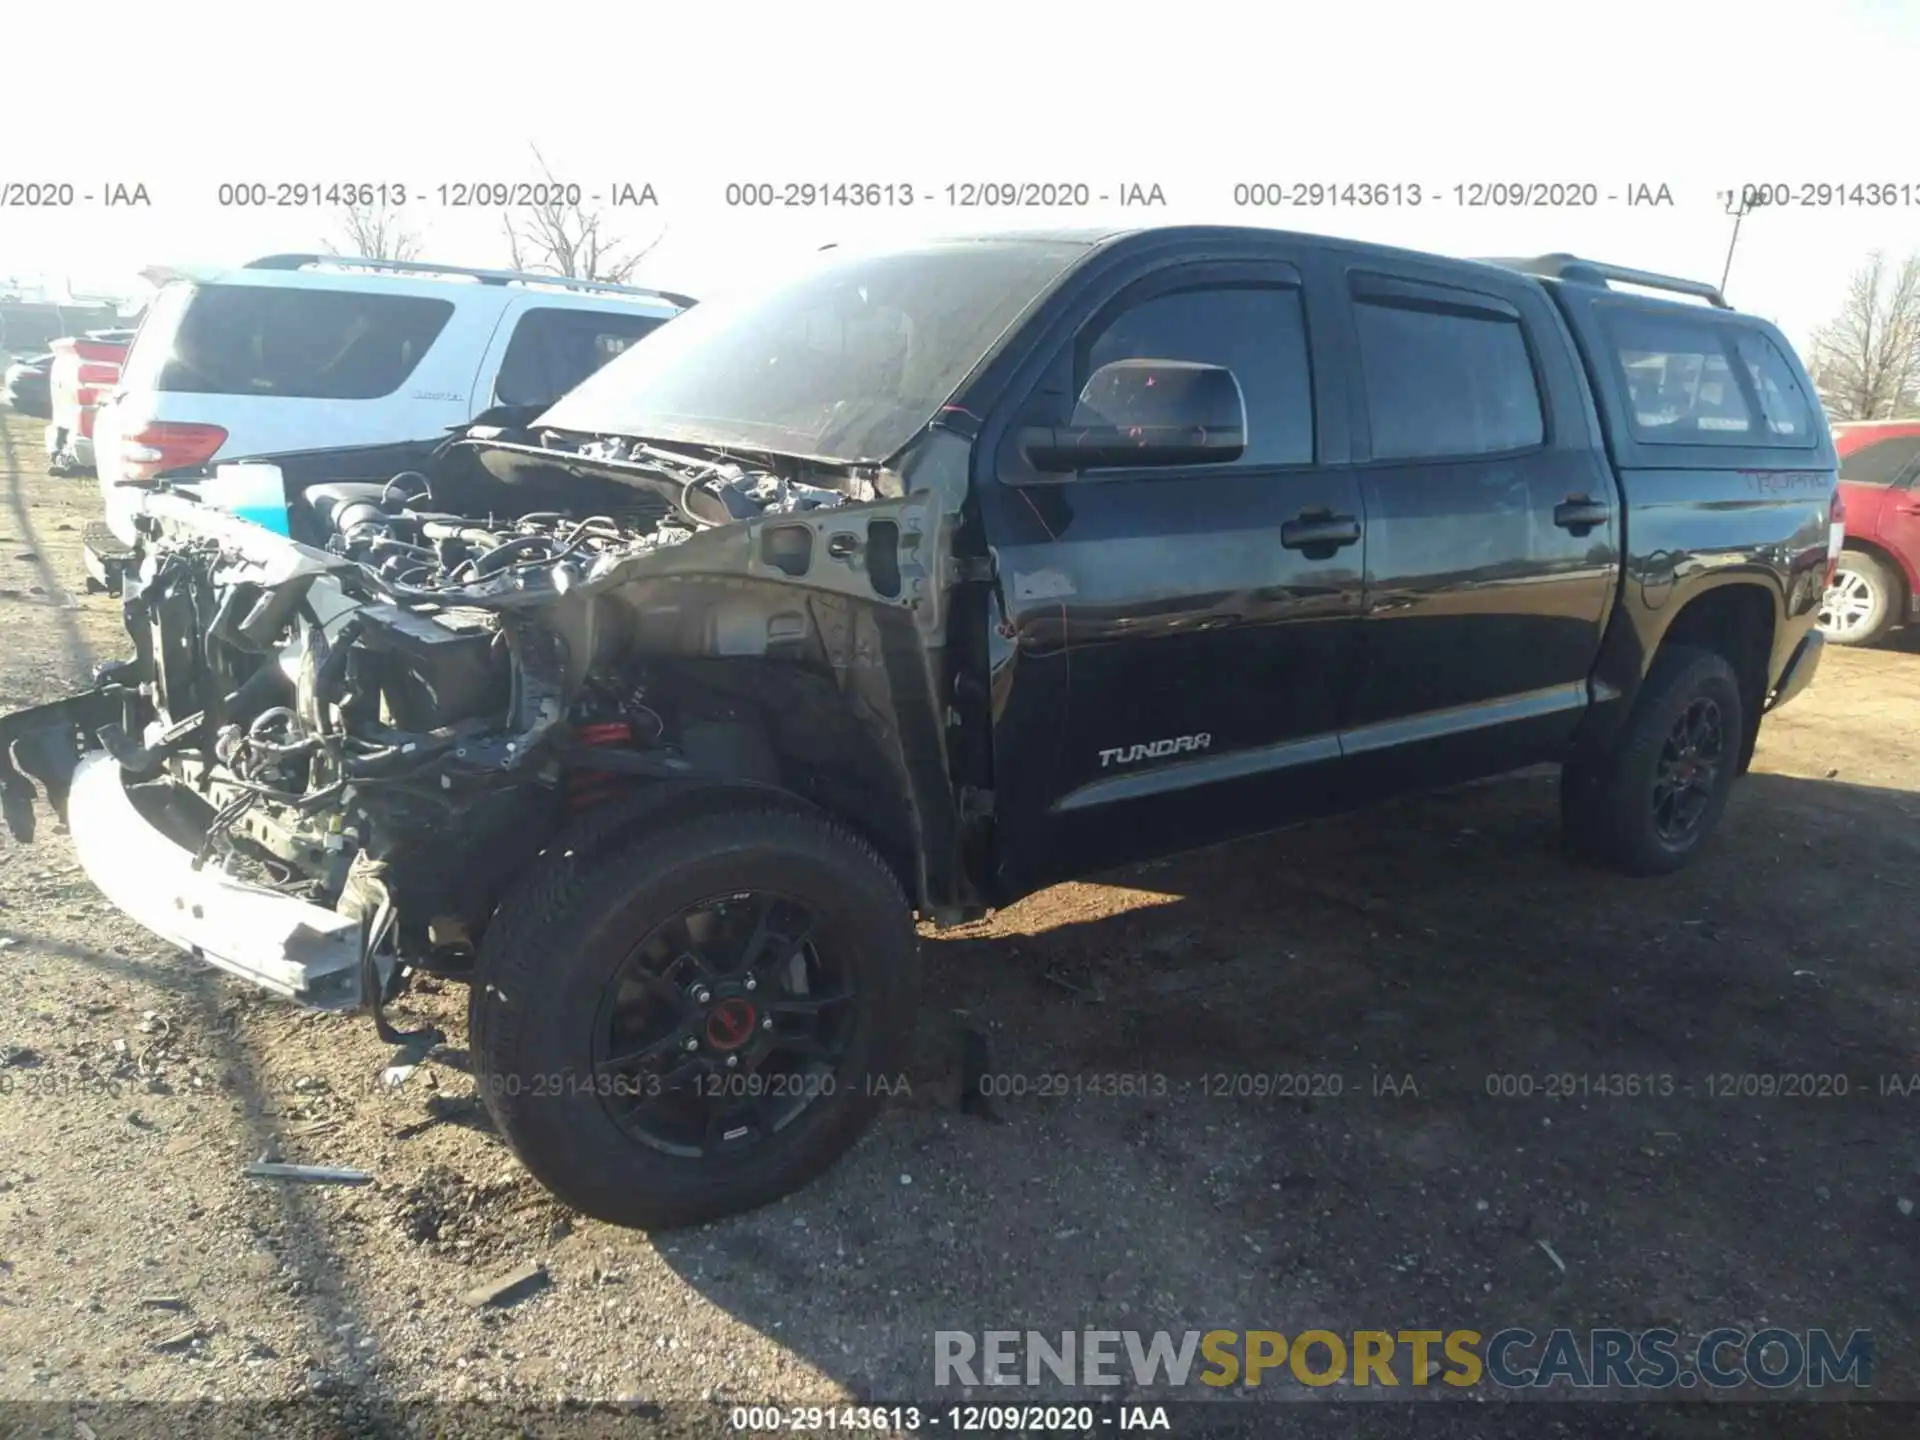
[[1716, 185, 1771, 296]]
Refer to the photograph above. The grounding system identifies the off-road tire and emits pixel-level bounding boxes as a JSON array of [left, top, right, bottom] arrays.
[[1819, 550, 1899, 647], [1560, 645, 1744, 877], [471, 802, 920, 1230]]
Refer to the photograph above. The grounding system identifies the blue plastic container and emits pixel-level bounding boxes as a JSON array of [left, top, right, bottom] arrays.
[[198, 464, 291, 536]]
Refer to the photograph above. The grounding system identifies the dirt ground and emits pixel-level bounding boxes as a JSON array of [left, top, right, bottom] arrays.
[[1, 410, 1918, 1436]]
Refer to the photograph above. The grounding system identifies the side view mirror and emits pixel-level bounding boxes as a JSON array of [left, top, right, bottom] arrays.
[[1021, 359, 1246, 473]]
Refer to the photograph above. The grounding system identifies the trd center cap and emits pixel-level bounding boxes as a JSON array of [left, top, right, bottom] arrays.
[[705, 997, 758, 1051]]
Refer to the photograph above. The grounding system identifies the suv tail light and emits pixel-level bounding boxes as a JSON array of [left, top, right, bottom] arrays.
[[119, 422, 228, 482], [67, 362, 123, 440], [1826, 487, 1847, 586]]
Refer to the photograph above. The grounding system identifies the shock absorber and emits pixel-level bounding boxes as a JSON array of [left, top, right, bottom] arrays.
[[569, 720, 634, 810]]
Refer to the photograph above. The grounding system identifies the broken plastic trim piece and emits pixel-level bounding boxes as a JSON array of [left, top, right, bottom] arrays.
[[357, 884, 444, 1048], [0, 686, 123, 839], [0, 750, 35, 843]]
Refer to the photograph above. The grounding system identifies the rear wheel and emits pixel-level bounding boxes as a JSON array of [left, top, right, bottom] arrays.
[[471, 802, 920, 1230], [1819, 550, 1898, 647], [1561, 645, 1744, 876]]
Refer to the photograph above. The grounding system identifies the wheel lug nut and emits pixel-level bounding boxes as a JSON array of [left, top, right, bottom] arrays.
[[725, 1054, 740, 1068], [683, 1036, 699, 1052], [743, 976, 757, 992], [694, 988, 712, 1005], [760, 1016, 774, 1031]]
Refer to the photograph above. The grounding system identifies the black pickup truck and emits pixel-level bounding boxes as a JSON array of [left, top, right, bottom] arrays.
[[0, 226, 1839, 1229]]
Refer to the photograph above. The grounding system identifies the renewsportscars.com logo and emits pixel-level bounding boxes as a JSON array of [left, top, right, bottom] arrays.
[[934, 1328, 1873, 1392]]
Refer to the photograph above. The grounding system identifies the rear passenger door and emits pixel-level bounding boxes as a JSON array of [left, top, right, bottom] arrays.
[[1837, 431, 1920, 565], [1334, 265, 1618, 797], [977, 255, 1364, 893], [1875, 464, 1920, 605], [480, 301, 671, 415]]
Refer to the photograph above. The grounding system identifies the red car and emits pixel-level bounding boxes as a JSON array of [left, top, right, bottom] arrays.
[[1823, 419, 1920, 645], [44, 329, 135, 477]]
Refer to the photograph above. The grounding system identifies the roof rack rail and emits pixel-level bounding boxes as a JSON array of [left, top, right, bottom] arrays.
[[1482, 253, 1730, 309], [242, 254, 696, 310]]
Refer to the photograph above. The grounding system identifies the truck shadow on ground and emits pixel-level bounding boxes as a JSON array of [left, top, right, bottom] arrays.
[[1, 417, 401, 1405], [0, 418, 95, 681], [648, 767, 1920, 1417]]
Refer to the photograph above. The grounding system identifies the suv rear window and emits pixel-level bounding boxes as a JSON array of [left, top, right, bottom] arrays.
[[494, 308, 668, 409], [1604, 310, 1816, 449], [120, 283, 453, 400]]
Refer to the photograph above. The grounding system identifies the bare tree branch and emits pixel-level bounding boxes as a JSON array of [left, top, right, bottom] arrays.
[[325, 204, 423, 263], [500, 145, 665, 282], [1810, 251, 1920, 421]]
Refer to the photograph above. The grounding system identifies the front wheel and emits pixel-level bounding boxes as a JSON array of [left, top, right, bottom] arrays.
[[1560, 645, 1744, 876], [1819, 550, 1899, 647], [471, 802, 921, 1230]]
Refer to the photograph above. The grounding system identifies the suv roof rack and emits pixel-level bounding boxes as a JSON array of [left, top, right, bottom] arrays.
[[1483, 253, 1730, 310], [242, 254, 696, 310]]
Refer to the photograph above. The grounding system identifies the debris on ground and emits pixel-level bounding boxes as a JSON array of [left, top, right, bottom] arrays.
[[461, 1260, 550, 1309], [243, 1161, 374, 1185], [150, 1323, 203, 1352]]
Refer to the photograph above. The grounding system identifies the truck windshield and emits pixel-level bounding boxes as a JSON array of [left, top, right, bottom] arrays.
[[535, 240, 1084, 465]]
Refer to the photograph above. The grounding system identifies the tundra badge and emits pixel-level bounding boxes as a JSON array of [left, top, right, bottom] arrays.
[[1098, 734, 1212, 768]]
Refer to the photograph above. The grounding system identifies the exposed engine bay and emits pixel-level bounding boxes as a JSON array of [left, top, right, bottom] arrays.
[[307, 433, 862, 599], [0, 420, 975, 1014]]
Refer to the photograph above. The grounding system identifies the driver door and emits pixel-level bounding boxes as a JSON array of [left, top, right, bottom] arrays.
[[973, 256, 1366, 895]]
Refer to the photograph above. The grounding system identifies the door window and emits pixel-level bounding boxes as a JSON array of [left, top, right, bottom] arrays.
[[1838, 434, 1920, 487], [1351, 296, 1545, 460]]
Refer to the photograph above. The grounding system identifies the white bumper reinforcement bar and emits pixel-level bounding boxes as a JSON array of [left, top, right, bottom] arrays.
[[66, 753, 363, 1008]]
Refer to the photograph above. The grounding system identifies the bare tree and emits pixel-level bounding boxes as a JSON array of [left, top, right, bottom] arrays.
[[1808, 251, 1920, 421], [501, 145, 664, 282], [325, 204, 423, 262]]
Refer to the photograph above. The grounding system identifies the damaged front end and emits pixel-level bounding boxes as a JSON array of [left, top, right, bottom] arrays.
[[0, 423, 975, 1012]]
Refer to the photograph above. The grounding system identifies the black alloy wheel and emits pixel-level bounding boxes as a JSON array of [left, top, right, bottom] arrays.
[[1649, 696, 1726, 845], [592, 890, 858, 1158]]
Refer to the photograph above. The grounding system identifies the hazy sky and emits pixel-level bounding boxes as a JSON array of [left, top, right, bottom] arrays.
[[4, 0, 1917, 348]]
